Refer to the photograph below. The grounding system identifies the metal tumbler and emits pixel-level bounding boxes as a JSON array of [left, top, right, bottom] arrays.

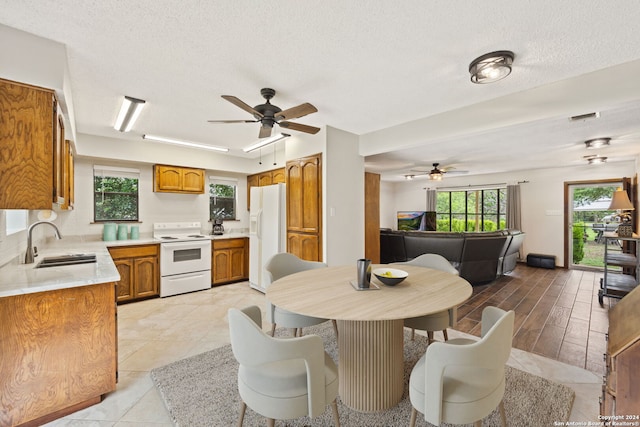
[[357, 258, 372, 288]]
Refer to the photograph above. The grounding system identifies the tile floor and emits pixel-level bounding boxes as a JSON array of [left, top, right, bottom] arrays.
[[45, 281, 601, 426]]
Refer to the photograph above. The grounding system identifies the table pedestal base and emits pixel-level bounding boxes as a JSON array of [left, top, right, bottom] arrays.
[[337, 319, 404, 412]]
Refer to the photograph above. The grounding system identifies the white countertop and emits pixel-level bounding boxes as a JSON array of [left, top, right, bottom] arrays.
[[0, 232, 249, 298]]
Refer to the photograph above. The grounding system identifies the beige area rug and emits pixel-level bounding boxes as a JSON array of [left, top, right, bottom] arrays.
[[151, 322, 575, 426]]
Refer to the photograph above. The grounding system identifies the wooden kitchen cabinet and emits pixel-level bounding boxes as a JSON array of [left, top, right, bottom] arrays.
[[601, 285, 640, 416], [0, 282, 117, 426], [212, 238, 248, 285], [60, 139, 75, 210], [108, 244, 159, 303], [286, 154, 322, 261], [154, 164, 205, 194], [0, 78, 59, 209], [247, 167, 285, 210]]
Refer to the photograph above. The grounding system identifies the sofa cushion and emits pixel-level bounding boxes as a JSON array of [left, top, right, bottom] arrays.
[[404, 234, 465, 266]]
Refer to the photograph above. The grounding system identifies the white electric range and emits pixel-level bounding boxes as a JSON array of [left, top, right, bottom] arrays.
[[153, 222, 211, 297]]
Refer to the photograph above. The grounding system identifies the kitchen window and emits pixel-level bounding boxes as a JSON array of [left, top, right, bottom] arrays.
[[94, 165, 140, 222], [209, 177, 237, 220]]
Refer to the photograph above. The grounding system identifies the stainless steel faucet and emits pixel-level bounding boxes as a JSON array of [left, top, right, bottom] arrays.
[[25, 221, 62, 264]]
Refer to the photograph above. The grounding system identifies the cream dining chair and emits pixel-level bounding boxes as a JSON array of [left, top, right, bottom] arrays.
[[265, 252, 338, 338], [228, 305, 340, 427], [399, 253, 460, 343], [409, 306, 515, 427]]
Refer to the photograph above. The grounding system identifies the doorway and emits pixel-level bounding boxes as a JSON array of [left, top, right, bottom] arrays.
[[566, 180, 622, 270]]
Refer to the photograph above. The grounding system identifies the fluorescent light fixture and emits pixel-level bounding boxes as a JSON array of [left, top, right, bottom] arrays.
[[142, 134, 229, 152], [243, 133, 291, 153], [114, 96, 146, 132]]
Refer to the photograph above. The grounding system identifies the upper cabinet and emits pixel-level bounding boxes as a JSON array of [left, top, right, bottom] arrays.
[[246, 167, 285, 210], [0, 78, 71, 210], [153, 164, 205, 194], [60, 139, 75, 210]]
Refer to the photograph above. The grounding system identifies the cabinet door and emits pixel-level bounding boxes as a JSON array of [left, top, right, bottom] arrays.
[[134, 256, 158, 298], [286, 155, 321, 233], [247, 174, 259, 210], [271, 168, 286, 184], [52, 108, 66, 205], [182, 168, 205, 193], [0, 79, 55, 209], [258, 172, 272, 186], [155, 165, 182, 191], [287, 232, 320, 262], [229, 247, 246, 281], [61, 139, 74, 210], [114, 259, 134, 302], [213, 250, 230, 284]]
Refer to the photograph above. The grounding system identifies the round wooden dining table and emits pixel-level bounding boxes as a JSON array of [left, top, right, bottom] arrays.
[[266, 263, 473, 412]]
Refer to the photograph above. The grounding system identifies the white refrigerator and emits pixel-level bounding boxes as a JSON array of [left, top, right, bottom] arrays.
[[249, 183, 287, 292]]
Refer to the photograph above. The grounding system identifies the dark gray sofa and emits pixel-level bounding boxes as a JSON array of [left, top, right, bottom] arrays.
[[380, 229, 525, 285]]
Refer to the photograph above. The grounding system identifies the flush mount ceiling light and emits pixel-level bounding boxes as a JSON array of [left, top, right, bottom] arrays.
[[114, 96, 146, 132], [585, 138, 611, 149], [584, 155, 607, 164], [142, 134, 229, 152], [405, 175, 415, 180], [243, 133, 291, 153], [469, 50, 514, 84]]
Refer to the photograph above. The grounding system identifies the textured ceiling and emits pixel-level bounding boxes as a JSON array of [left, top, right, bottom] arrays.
[[1, 1, 640, 181]]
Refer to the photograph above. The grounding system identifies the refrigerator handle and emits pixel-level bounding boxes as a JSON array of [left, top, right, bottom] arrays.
[[256, 209, 263, 240]]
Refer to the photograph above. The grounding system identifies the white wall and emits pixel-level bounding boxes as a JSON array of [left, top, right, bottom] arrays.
[[382, 161, 637, 267], [324, 126, 364, 266]]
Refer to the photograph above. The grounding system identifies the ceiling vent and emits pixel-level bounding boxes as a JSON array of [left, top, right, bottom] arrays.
[[569, 112, 599, 122]]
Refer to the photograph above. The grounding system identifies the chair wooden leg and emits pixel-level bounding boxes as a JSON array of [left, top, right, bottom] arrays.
[[332, 319, 339, 339], [427, 331, 434, 344], [499, 400, 507, 427], [237, 401, 246, 427], [267, 418, 275, 427], [331, 398, 340, 427], [409, 407, 418, 427], [410, 328, 416, 341], [270, 323, 276, 336], [443, 329, 449, 341]]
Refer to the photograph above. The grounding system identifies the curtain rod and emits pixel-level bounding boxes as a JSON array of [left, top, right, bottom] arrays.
[[424, 180, 529, 191]]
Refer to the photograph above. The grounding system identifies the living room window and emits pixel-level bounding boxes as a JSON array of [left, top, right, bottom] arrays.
[[436, 188, 506, 231], [93, 165, 140, 222], [209, 177, 237, 220]]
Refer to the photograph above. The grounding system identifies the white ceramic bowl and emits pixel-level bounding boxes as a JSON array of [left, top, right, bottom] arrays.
[[373, 268, 408, 286]]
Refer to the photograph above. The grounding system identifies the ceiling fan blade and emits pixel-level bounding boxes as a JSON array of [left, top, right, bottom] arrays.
[[221, 95, 263, 118], [279, 121, 321, 134], [207, 119, 258, 123], [276, 103, 318, 121], [259, 125, 273, 138]]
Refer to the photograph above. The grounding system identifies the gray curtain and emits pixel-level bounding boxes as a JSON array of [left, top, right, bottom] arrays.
[[506, 184, 521, 230], [425, 189, 437, 212]]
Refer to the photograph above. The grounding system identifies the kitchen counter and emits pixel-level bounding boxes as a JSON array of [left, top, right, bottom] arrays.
[[0, 232, 249, 297]]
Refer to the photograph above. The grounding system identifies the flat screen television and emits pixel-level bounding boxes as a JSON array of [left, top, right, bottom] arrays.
[[397, 211, 436, 231]]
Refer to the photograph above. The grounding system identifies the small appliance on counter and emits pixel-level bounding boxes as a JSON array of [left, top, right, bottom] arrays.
[[212, 219, 224, 235]]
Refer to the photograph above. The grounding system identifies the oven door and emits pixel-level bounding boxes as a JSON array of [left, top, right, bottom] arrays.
[[160, 240, 212, 276]]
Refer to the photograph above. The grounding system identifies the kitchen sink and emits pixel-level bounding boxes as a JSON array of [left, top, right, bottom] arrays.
[[35, 253, 97, 268]]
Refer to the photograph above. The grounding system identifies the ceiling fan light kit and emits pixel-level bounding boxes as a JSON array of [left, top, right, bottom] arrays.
[[469, 50, 514, 84], [209, 88, 320, 139], [114, 96, 146, 132]]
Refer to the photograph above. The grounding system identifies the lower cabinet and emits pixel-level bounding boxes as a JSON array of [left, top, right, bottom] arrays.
[[287, 232, 320, 262], [108, 244, 159, 303], [212, 238, 248, 285], [0, 283, 117, 426]]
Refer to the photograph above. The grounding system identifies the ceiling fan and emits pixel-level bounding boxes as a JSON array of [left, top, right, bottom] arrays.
[[208, 88, 321, 138], [406, 163, 468, 181]]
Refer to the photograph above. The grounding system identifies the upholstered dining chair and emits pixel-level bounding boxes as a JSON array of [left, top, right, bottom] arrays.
[[228, 305, 341, 427], [399, 253, 460, 342], [409, 306, 515, 427], [265, 252, 338, 338]]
